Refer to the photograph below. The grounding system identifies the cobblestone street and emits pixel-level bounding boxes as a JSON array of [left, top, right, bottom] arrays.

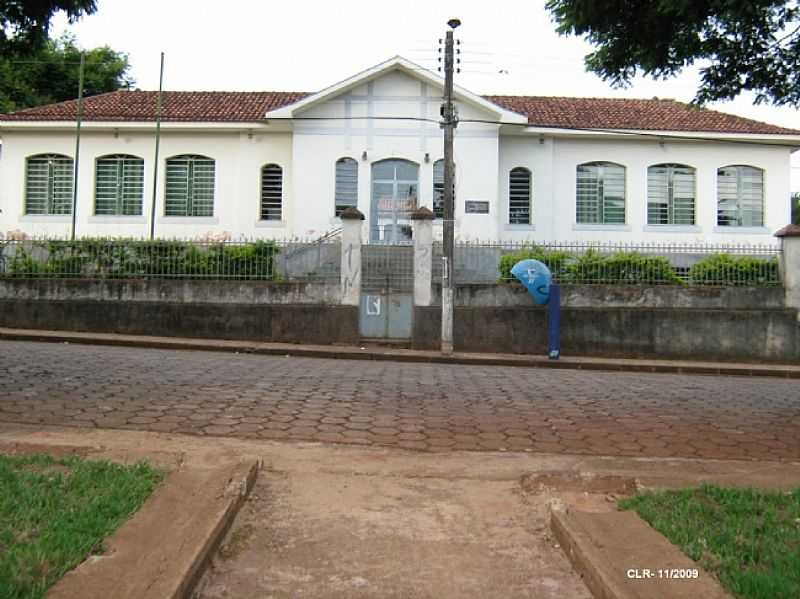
[[0, 340, 798, 460]]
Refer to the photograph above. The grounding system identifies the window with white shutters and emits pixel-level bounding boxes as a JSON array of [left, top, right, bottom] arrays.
[[24, 154, 74, 215], [164, 155, 215, 217], [647, 164, 696, 225], [508, 167, 532, 224], [260, 164, 283, 220], [94, 154, 145, 215], [334, 158, 357, 217], [576, 162, 626, 224], [717, 165, 764, 227]]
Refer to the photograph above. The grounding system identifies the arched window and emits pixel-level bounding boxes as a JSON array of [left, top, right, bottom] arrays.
[[165, 154, 215, 217], [508, 167, 532, 224], [647, 164, 696, 225], [576, 162, 626, 224], [261, 164, 283, 220], [334, 157, 358, 216], [25, 154, 74, 215], [717, 165, 764, 227], [95, 154, 145, 216]]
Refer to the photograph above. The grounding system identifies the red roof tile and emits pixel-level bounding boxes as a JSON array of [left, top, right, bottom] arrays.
[[1, 89, 797, 135], [0, 90, 309, 123], [485, 95, 800, 135]]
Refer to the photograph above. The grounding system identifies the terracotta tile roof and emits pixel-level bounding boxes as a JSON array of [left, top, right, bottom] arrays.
[[1, 89, 797, 135], [485, 95, 800, 135], [0, 90, 310, 122]]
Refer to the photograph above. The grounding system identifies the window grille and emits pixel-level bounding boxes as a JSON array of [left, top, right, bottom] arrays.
[[576, 162, 626, 224], [24, 154, 74, 215], [647, 164, 696, 225], [95, 154, 144, 215], [165, 155, 215, 217], [717, 165, 764, 227], [334, 158, 357, 217], [508, 167, 532, 224], [261, 164, 283, 220]]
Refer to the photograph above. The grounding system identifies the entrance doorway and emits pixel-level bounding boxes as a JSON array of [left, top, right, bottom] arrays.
[[370, 159, 419, 244]]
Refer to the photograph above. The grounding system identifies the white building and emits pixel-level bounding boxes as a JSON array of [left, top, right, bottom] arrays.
[[1, 56, 798, 244]]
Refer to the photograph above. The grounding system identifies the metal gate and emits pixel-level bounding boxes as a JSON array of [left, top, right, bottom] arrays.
[[359, 244, 414, 340]]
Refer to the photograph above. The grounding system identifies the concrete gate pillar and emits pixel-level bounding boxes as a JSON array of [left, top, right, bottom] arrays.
[[412, 207, 435, 307], [776, 224, 800, 315], [339, 207, 365, 306]]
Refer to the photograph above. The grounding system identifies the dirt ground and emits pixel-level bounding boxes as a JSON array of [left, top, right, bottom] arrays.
[[195, 458, 591, 599]]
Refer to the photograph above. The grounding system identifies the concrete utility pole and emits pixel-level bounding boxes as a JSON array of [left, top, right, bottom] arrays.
[[150, 52, 165, 240], [70, 52, 85, 241], [440, 18, 460, 354]]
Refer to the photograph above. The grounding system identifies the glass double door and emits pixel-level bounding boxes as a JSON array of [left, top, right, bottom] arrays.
[[370, 159, 419, 244]]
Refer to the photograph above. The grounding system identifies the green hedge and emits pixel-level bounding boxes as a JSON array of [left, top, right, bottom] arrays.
[[499, 246, 778, 286], [1, 239, 282, 280], [688, 254, 779, 286]]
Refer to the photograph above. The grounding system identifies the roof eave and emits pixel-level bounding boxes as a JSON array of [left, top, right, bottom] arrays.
[[518, 126, 800, 145]]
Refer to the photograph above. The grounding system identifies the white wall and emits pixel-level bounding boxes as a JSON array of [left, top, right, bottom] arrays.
[[498, 135, 793, 244], [0, 68, 793, 245], [0, 129, 293, 239]]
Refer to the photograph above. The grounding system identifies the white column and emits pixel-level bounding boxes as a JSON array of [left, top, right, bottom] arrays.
[[776, 225, 800, 314], [339, 207, 364, 306], [412, 207, 434, 307]]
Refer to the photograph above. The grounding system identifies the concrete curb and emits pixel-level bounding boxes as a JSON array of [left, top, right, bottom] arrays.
[[4, 439, 260, 599], [550, 506, 731, 599], [1, 327, 799, 379]]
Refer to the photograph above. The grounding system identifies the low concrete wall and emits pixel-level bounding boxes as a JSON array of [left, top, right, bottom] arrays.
[[438, 283, 786, 310], [0, 299, 359, 345], [413, 306, 799, 363], [0, 278, 342, 305]]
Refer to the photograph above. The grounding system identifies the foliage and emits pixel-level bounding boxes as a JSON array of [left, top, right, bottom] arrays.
[[545, 0, 800, 106], [498, 245, 572, 280], [792, 192, 800, 225], [0, 453, 162, 599], [566, 250, 682, 284], [499, 245, 683, 285], [0, 0, 96, 54], [688, 254, 780, 286], [1, 239, 282, 280], [620, 484, 800, 599], [1, 32, 133, 113]]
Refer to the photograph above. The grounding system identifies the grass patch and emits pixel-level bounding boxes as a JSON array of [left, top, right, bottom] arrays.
[[0, 453, 163, 599], [619, 484, 800, 599]]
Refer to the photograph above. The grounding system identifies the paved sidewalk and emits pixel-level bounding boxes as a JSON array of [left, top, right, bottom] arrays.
[[1, 339, 799, 461], [1, 327, 799, 378]]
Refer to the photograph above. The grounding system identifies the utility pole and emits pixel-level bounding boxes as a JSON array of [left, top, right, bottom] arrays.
[[150, 52, 165, 240], [70, 52, 85, 241], [440, 18, 460, 354]]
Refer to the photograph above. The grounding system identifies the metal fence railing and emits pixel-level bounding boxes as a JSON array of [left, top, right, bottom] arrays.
[[434, 241, 782, 287], [0, 238, 341, 282]]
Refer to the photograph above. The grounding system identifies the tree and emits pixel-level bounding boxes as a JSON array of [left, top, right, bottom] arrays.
[[545, 0, 800, 106], [0, 33, 133, 113], [792, 192, 800, 224], [1, 0, 97, 53]]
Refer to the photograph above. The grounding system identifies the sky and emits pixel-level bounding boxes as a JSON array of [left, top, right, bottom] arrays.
[[53, 0, 800, 191]]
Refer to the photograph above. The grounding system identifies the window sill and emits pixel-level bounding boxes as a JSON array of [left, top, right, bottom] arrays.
[[573, 223, 631, 232], [157, 216, 219, 225], [712, 226, 771, 234], [88, 216, 147, 224], [643, 225, 701, 233], [255, 219, 285, 228], [19, 215, 71, 223], [504, 224, 536, 231]]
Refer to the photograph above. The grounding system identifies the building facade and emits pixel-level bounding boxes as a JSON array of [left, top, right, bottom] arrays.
[[1, 57, 798, 243]]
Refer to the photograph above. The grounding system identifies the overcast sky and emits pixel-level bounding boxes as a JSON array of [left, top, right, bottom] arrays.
[[54, 0, 800, 190]]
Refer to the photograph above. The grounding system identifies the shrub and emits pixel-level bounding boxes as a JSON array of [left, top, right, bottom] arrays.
[[498, 245, 572, 281], [688, 254, 779, 286], [567, 251, 682, 284]]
